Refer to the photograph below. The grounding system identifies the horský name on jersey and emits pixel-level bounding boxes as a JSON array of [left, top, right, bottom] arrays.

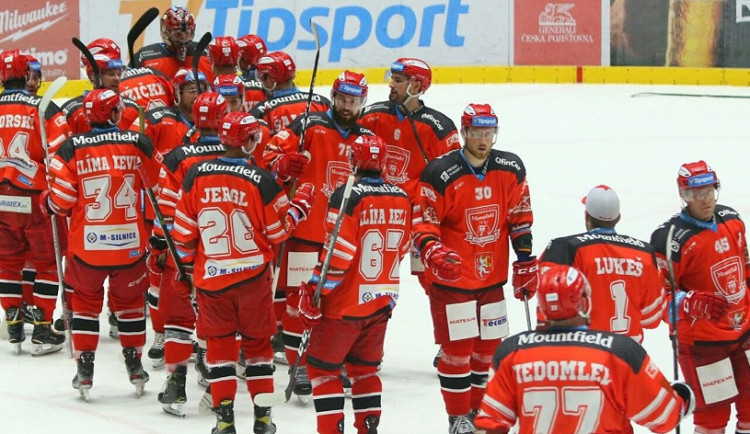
[[180, 144, 226, 156], [518, 331, 614, 349], [0, 114, 35, 129], [575, 232, 645, 247], [198, 163, 262, 183]]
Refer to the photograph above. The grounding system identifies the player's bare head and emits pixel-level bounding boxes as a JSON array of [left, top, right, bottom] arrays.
[[537, 264, 591, 325], [213, 74, 245, 112], [387, 58, 431, 106], [161, 6, 196, 61], [256, 51, 296, 92], [582, 185, 620, 230], [677, 160, 719, 221], [0, 49, 34, 90], [208, 36, 239, 75], [83, 38, 124, 91], [192, 92, 229, 133], [83, 88, 125, 127], [349, 134, 387, 177], [236, 34, 267, 72], [460, 103, 497, 162], [219, 112, 262, 156], [172, 68, 207, 109], [331, 70, 368, 127]]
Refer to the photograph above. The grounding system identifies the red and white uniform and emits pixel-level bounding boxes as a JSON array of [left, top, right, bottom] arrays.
[[540, 229, 665, 342], [61, 93, 140, 135], [135, 106, 195, 159], [241, 76, 267, 113], [0, 88, 70, 321], [119, 67, 173, 112], [651, 207, 750, 429], [475, 328, 686, 433], [250, 88, 330, 136], [359, 100, 460, 197], [307, 177, 411, 433], [135, 42, 214, 84]]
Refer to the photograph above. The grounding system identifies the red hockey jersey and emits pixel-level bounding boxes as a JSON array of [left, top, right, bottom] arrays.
[[250, 89, 330, 135], [316, 178, 412, 320], [60, 93, 140, 135], [48, 128, 158, 268], [359, 100, 460, 197], [263, 111, 373, 245], [413, 149, 533, 292], [540, 229, 665, 342], [650, 206, 750, 344], [135, 42, 214, 84], [241, 77, 267, 113], [172, 159, 297, 291], [475, 328, 687, 433], [119, 66, 173, 112]]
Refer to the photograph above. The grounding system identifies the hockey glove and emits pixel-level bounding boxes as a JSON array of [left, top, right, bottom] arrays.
[[512, 257, 539, 300], [289, 183, 315, 223], [39, 189, 62, 216], [172, 263, 194, 295], [275, 151, 310, 181], [671, 381, 695, 418], [681, 290, 729, 323], [146, 236, 168, 274], [422, 242, 462, 281], [298, 281, 322, 328]]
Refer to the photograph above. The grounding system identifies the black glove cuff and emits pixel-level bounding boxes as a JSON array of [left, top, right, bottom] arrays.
[[148, 235, 168, 251]]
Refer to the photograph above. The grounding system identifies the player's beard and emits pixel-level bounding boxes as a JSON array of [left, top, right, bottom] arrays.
[[388, 89, 405, 105], [465, 143, 492, 162], [333, 107, 358, 128]]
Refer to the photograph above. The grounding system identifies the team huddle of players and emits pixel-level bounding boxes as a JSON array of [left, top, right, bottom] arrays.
[[1, 5, 749, 434]]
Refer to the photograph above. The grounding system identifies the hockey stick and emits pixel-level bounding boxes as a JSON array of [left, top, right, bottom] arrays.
[[270, 19, 322, 301], [632, 92, 750, 99], [38, 76, 73, 358], [665, 224, 682, 434], [127, 7, 160, 68], [193, 32, 212, 95], [400, 104, 430, 164], [136, 161, 187, 282], [72, 37, 99, 88], [523, 294, 532, 331]]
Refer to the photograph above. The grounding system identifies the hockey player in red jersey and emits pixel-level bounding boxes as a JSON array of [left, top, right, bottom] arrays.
[[650, 161, 750, 433], [148, 92, 229, 413], [44, 89, 158, 400], [61, 38, 140, 134], [298, 134, 412, 434], [171, 112, 316, 434], [208, 36, 239, 77], [474, 264, 695, 434], [0, 49, 70, 355], [412, 103, 537, 433], [135, 6, 213, 83], [263, 70, 374, 396], [23, 54, 42, 95], [539, 185, 665, 342], [250, 51, 330, 135], [119, 65, 173, 112], [236, 34, 268, 111]]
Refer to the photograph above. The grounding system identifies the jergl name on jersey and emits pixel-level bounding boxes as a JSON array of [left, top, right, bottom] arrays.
[[594, 256, 644, 276], [77, 155, 139, 175], [200, 187, 248, 206]]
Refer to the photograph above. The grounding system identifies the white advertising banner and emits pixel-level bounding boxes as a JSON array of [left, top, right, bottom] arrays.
[[79, 0, 511, 73]]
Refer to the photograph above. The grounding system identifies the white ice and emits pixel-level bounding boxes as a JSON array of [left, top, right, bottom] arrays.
[[2, 83, 747, 433]]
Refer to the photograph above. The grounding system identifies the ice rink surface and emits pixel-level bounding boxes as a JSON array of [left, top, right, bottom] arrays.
[[2, 82, 748, 433]]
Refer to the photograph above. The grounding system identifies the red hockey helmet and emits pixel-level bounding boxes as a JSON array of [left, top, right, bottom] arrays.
[[192, 92, 229, 130], [389, 57, 432, 93], [236, 34, 267, 68], [81, 38, 124, 81], [160, 6, 196, 61], [172, 68, 207, 103], [219, 112, 262, 152], [212, 74, 244, 97], [208, 36, 239, 68], [677, 160, 720, 202], [0, 49, 31, 84], [332, 70, 368, 99], [83, 89, 124, 124], [256, 51, 296, 84], [537, 264, 591, 321], [348, 134, 388, 173], [461, 103, 498, 129]]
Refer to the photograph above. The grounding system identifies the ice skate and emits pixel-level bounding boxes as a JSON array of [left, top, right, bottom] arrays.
[[433, 346, 444, 368], [253, 405, 276, 434], [147, 332, 165, 368], [448, 414, 475, 434], [199, 384, 214, 414], [195, 344, 209, 387], [108, 312, 119, 339], [72, 351, 95, 401], [293, 365, 312, 403], [340, 368, 352, 398], [212, 399, 236, 434], [5, 307, 25, 354], [122, 347, 149, 397], [364, 415, 380, 434], [31, 309, 64, 356], [158, 365, 187, 417], [271, 327, 287, 365], [236, 348, 246, 379], [22, 303, 36, 324]]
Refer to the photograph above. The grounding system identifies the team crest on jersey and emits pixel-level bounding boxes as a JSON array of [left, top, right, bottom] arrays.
[[465, 205, 501, 247], [475, 252, 493, 279], [383, 145, 409, 184], [710, 257, 746, 304], [321, 161, 352, 197]]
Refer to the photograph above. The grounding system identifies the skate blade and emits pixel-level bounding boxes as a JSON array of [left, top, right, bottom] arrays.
[[150, 358, 165, 369], [294, 393, 310, 404], [0, 317, 8, 340], [31, 343, 63, 357], [134, 382, 146, 398], [197, 377, 209, 387], [11, 342, 21, 354], [79, 389, 90, 402], [161, 403, 186, 417], [235, 365, 246, 380], [253, 392, 286, 407]]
